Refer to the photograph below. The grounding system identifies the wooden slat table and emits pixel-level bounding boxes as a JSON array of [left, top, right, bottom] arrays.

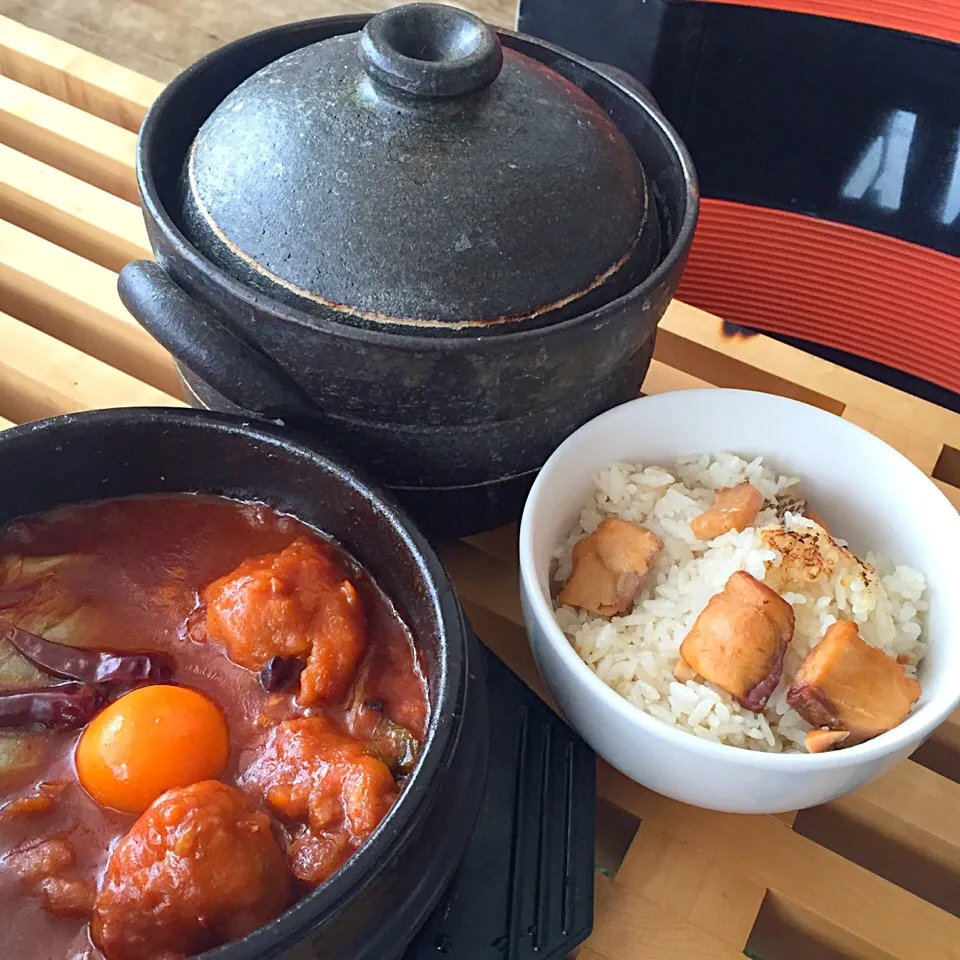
[[2, 16, 959, 960]]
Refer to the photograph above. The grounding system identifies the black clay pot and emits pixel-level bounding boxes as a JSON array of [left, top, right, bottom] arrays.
[[0, 408, 488, 960], [118, 3, 699, 537]]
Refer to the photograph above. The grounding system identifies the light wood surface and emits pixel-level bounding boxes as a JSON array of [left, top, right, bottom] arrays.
[[1, 17, 959, 960], [0, 0, 518, 83]]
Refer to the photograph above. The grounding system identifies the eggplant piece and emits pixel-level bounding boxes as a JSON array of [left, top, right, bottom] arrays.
[[690, 483, 764, 541], [366, 716, 420, 778], [2, 624, 173, 691], [258, 656, 304, 693], [0, 584, 40, 609], [679, 571, 795, 712], [0, 635, 48, 689], [0, 554, 88, 643], [787, 620, 920, 743], [0, 554, 77, 584], [558, 518, 663, 617], [0, 733, 44, 780]]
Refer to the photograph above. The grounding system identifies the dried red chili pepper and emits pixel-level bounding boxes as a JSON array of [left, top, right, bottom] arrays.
[[2, 625, 174, 690], [0, 684, 98, 730]]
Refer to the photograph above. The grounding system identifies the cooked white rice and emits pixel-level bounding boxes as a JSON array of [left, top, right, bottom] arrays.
[[552, 453, 927, 752]]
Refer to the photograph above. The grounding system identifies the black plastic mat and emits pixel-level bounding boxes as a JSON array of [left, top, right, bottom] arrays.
[[403, 639, 596, 960]]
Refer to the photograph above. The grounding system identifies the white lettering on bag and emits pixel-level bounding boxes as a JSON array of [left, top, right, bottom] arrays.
[[941, 130, 960, 226], [841, 109, 917, 212]]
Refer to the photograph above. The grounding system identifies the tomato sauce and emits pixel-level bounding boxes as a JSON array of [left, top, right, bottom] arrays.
[[0, 495, 429, 960]]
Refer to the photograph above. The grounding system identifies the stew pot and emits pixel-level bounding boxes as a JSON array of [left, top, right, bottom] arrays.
[[118, 3, 699, 537], [0, 408, 488, 960]]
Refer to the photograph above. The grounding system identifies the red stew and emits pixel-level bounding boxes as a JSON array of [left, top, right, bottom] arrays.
[[0, 495, 429, 960]]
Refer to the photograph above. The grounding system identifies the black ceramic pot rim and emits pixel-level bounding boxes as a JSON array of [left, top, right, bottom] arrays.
[[136, 15, 699, 356], [0, 406, 468, 960]]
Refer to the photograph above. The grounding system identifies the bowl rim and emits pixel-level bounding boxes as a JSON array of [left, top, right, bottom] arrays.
[[0, 406, 478, 960], [519, 388, 960, 770]]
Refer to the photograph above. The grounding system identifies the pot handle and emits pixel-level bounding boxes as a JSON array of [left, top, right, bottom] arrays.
[[360, 5, 503, 100], [118, 260, 322, 426]]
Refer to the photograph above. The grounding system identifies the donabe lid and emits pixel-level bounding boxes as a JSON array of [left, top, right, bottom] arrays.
[[181, 3, 658, 332]]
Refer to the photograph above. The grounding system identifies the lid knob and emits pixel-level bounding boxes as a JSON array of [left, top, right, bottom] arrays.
[[359, 2, 503, 99]]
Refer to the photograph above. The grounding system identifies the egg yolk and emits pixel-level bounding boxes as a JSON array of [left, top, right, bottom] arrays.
[[75, 685, 230, 814]]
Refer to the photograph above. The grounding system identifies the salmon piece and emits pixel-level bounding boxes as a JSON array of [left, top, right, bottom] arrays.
[[679, 571, 795, 711], [786, 620, 920, 743], [761, 524, 874, 595], [558, 518, 663, 617], [691, 483, 764, 540], [804, 729, 850, 753]]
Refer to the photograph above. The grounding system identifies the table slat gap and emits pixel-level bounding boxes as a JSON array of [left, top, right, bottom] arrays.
[[641, 356, 714, 395], [0, 14, 161, 131], [842, 406, 944, 473], [0, 219, 181, 396], [437, 539, 524, 626], [751, 891, 904, 960], [616, 821, 766, 949], [596, 764, 960, 960], [0, 310, 182, 423], [0, 144, 151, 271], [660, 301, 960, 450], [0, 75, 138, 203], [461, 524, 520, 565], [656, 322, 847, 415], [581, 885, 754, 960], [914, 708, 960, 783]]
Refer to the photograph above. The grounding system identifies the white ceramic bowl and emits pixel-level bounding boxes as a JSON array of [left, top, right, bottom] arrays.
[[519, 389, 960, 813]]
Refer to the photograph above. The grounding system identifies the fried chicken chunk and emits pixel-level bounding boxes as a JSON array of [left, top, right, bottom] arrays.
[[241, 717, 398, 887], [787, 620, 921, 744], [691, 483, 764, 541], [91, 781, 292, 960], [558, 518, 663, 617], [679, 571, 795, 711], [201, 537, 366, 706]]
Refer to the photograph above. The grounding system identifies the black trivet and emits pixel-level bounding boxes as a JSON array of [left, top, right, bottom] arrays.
[[404, 639, 596, 960]]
